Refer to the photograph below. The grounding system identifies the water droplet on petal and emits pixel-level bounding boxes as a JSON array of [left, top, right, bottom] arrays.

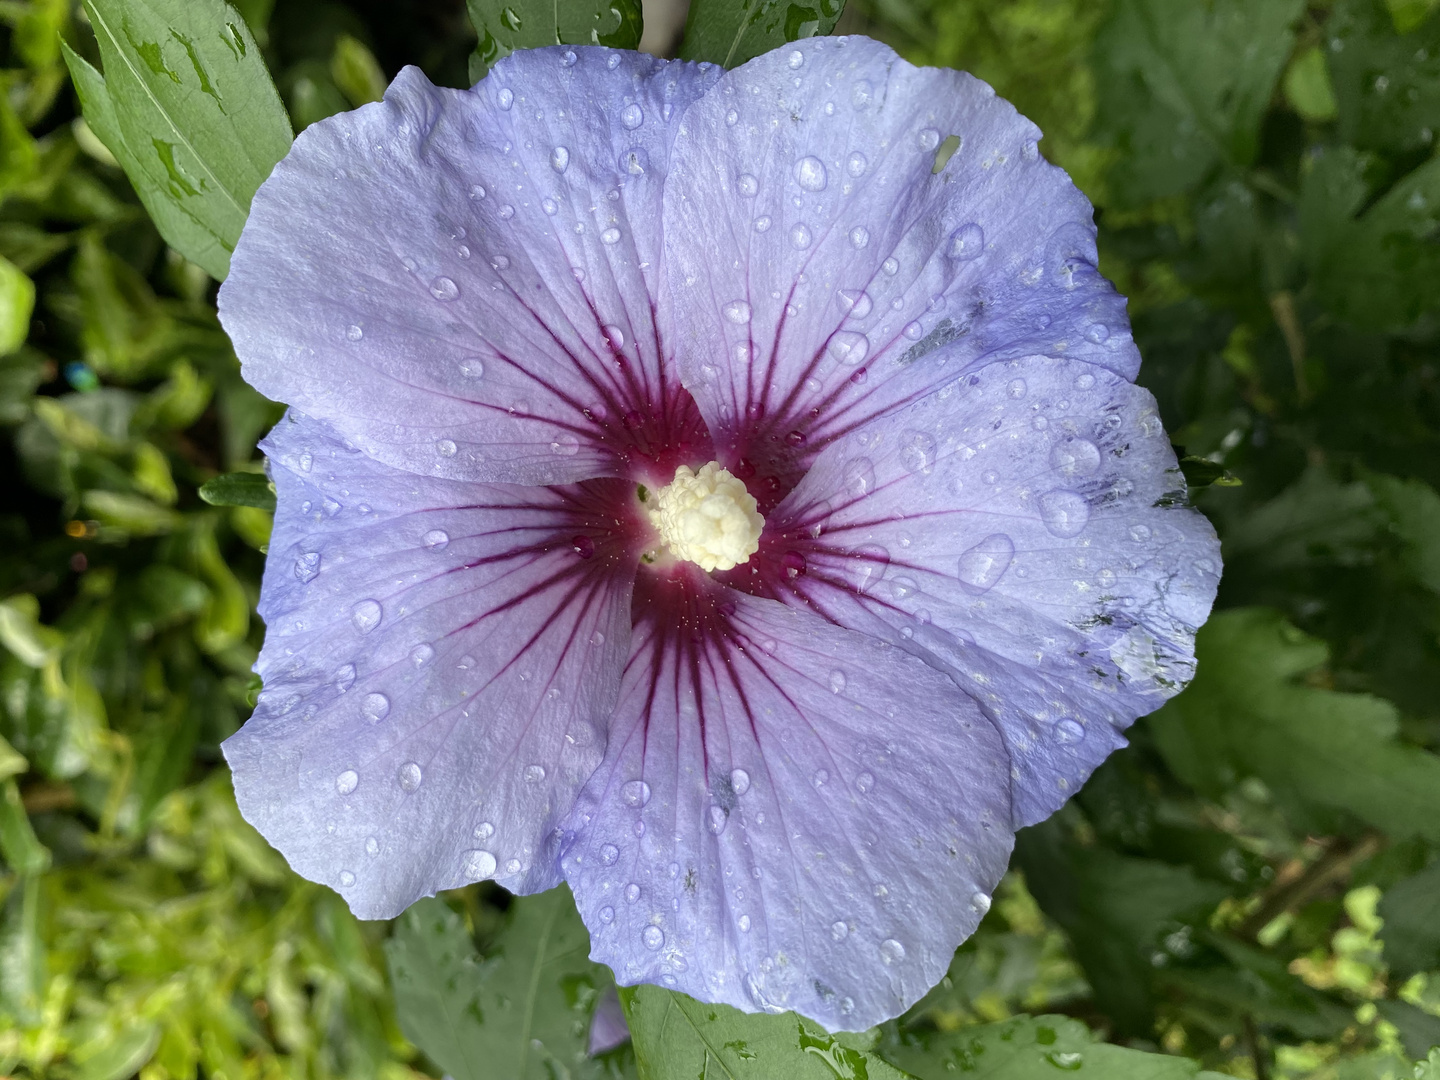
[[738, 914, 752, 932], [294, 551, 321, 583], [365, 836, 379, 856], [787, 49, 805, 69], [899, 431, 937, 472], [474, 821, 495, 840], [708, 805, 729, 834], [621, 102, 644, 129], [459, 357, 485, 379], [849, 543, 890, 593], [1008, 378, 1027, 398], [829, 670, 846, 694], [851, 79, 873, 109], [601, 227, 622, 245], [621, 780, 651, 807], [790, 223, 813, 249], [436, 438, 458, 457], [642, 926, 664, 949], [1086, 322, 1110, 343], [838, 289, 872, 318], [470, 184, 487, 199], [880, 938, 906, 964], [600, 843, 619, 865], [795, 155, 827, 191], [726, 108, 739, 126], [1050, 437, 1101, 477], [813, 769, 829, 787], [541, 197, 558, 215], [505, 858, 522, 874], [948, 222, 985, 260], [346, 324, 363, 341], [498, 204, 515, 220], [524, 764, 546, 783], [429, 276, 459, 301], [335, 663, 356, 692], [849, 226, 869, 248], [957, 534, 1015, 593], [753, 215, 772, 233], [971, 891, 992, 915], [1039, 490, 1090, 538], [917, 127, 941, 152], [842, 456, 876, 495], [730, 768, 750, 795], [336, 769, 358, 795], [599, 905, 615, 923], [339, 870, 356, 886], [724, 300, 752, 324], [423, 529, 450, 551], [398, 762, 422, 791], [847, 151, 868, 177], [1055, 718, 1085, 744], [550, 145, 570, 172], [1075, 371, 1096, 390], [625, 882, 642, 903], [551, 435, 579, 456], [827, 331, 870, 366], [461, 849, 496, 878], [1129, 523, 1152, 542], [737, 173, 759, 198], [497, 87, 514, 109], [856, 771, 875, 794], [882, 256, 899, 275], [351, 599, 382, 633], [362, 692, 390, 722], [903, 320, 924, 340], [831, 920, 849, 941]]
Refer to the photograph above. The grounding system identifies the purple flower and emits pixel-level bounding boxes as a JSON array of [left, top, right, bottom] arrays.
[[219, 38, 1220, 1030]]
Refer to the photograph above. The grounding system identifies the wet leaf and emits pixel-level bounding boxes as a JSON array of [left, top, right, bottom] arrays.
[[466, 0, 643, 80], [679, 0, 846, 68], [198, 469, 275, 509]]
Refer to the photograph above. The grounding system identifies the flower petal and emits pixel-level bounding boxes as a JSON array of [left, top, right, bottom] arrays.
[[227, 413, 634, 918], [663, 37, 1134, 492], [220, 51, 720, 487], [764, 356, 1220, 828], [559, 583, 1012, 1031]]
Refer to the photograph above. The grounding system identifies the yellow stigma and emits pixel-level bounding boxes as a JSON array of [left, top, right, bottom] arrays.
[[648, 462, 764, 572]]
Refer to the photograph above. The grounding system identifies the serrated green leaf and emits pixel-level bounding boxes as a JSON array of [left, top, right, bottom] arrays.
[[678, 0, 845, 68], [466, 0, 643, 80], [881, 1013, 1228, 1080], [1377, 858, 1440, 976], [1149, 608, 1440, 841], [623, 984, 912, 1080], [197, 469, 274, 508], [66, 0, 292, 280], [387, 887, 624, 1080], [1093, 0, 1303, 204]]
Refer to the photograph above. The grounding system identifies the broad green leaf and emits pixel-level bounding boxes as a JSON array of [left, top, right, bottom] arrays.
[[65, 0, 292, 280], [0, 779, 50, 875], [0, 254, 35, 355], [466, 0, 643, 80], [198, 469, 275, 509], [1328, 0, 1440, 155], [1093, 0, 1303, 204], [1377, 858, 1440, 976], [0, 875, 45, 1023], [1148, 608, 1440, 841], [386, 887, 626, 1080], [0, 594, 63, 668], [881, 1014, 1229, 1080], [1300, 146, 1440, 330], [624, 984, 912, 1080], [678, 0, 845, 68], [71, 1023, 162, 1080]]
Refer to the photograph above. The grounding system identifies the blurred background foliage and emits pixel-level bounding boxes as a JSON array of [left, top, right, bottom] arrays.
[[0, 0, 1437, 1076]]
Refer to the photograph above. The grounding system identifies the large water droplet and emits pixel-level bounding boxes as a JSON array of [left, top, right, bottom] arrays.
[[730, 768, 751, 795], [831, 920, 849, 941], [917, 127, 941, 151], [621, 780, 651, 807], [790, 223, 813, 249], [724, 300, 752, 324], [708, 805, 729, 834], [436, 438, 458, 457], [957, 534, 1015, 594], [847, 151, 868, 177], [497, 87, 514, 109], [550, 145, 570, 172], [827, 331, 870, 366], [737, 173, 759, 197], [1050, 437, 1101, 477], [1039, 490, 1090, 538], [971, 891, 992, 915], [838, 289, 873, 318], [787, 48, 805, 69], [523, 764, 546, 783], [351, 599, 382, 633], [856, 771, 875, 794], [1055, 718, 1085, 744], [642, 926, 665, 950], [294, 551, 321, 583], [600, 843, 619, 865], [842, 456, 876, 496], [795, 155, 827, 192], [849, 544, 890, 593], [829, 670, 846, 694], [346, 324, 363, 341], [459, 357, 485, 379], [398, 761, 422, 791], [947, 223, 985, 260], [625, 882, 642, 903], [620, 102, 644, 129], [739, 913, 752, 932], [335, 663, 357, 693], [339, 870, 356, 887], [423, 529, 450, 551], [551, 435, 579, 456], [463, 849, 497, 877], [899, 431, 937, 472], [880, 938, 906, 964], [336, 769, 358, 795], [600, 227, 622, 245], [429, 276, 459, 301], [362, 692, 390, 722]]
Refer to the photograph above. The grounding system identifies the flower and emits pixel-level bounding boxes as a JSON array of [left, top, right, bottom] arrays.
[[218, 37, 1220, 1030]]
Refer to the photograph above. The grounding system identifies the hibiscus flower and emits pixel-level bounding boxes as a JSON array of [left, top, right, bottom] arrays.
[[219, 37, 1220, 1030]]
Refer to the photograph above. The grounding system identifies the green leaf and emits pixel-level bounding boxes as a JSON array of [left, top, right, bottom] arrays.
[[466, 0, 643, 79], [624, 984, 912, 1080], [71, 1023, 162, 1080], [1300, 146, 1440, 330], [197, 469, 275, 509], [0, 254, 35, 356], [330, 33, 386, 107], [1177, 455, 1241, 490], [881, 1014, 1229, 1080], [677, 0, 846, 68], [1328, 0, 1440, 155], [1377, 858, 1440, 976], [1093, 0, 1303, 204], [386, 887, 623, 1080], [1148, 608, 1440, 841], [1283, 44, 1339, 122], [64, 0, 292, 280], [0, 779, 50, 875]]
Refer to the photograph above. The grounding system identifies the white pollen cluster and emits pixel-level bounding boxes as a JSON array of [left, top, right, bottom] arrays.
[[648, 462, 764, 572]]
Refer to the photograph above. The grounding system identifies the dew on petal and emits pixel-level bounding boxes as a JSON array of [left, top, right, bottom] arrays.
[[829, 669, 846, 694], [600, 905, 615, 923], [334, 663, 357, 693], [947, 223, 985, 260], [362, 692, 390, 722], [738, 173, 759, 197], [620, 147, 648, 174], [917, 127, 941, 152], [463, 849, 497, 877], [790, 223, 813, 249], [787, 49, 805, 69], [621, 102, 644, 129], [1129, 523, 1152, 542], [880, 938, 906, 964], [847, 151, 868, 177], [600, 227, 622, 245], [827, 331, 870, 366], [903, 320, 924, 340], [436, 438, 458, 457], [730, 768, 751, 795], [621, 780, 651, 807], [294, 551, 321, 583], [842, 456, 876, 495], [398, 761, 422, 791], [346, 324, 363, 341], [753, 215, 772, 233], [957, 534, 1016, 594], [1050, 437, 1101, 478], [642, 926, 665, 950], [1055, 718, 1085, 744], [429, 276, 459, 301], [365, 836, 380, 856], [523, 764, 546, 783], [422, 528, 450, 551], [1039, 490, 1090, 538], [625, 882, 642, 903], [497, 87, 514, 109], [971, 891, 992, 915], [336, 769, 358, 795], [882, 256, 899, 275], [339, 870, 356, 886], [551, 435, 579, 456], [795, 155, 828, 192], [849, 226, 869, 248], [831, 920, 849, 941], [474, 821, 495, 840], [458, 357, 485, 379], [600, 843, 619, 865], [410, 643, 435, 667], [351, 599, 382, 633], [550, 145, 570, 172], [856, 771, 875, 794], [739, 914, 752, 932], [838, 289, 872, 318], [724, 300, 752, 324], [707, 805, 729, 834]]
